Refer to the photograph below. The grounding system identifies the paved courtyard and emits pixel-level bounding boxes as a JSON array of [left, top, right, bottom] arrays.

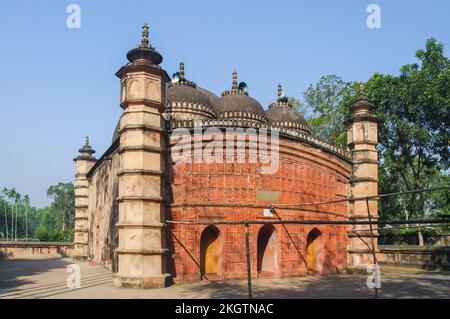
[[0, 258, 449, 299]]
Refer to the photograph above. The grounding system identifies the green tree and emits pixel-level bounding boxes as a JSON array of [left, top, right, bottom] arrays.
[[47, 182, 75, 232], [1, 187, 39, 241], [365, 37, 450, 221], [295, 38, 449, 226], [299, 75, 353, 147], [34, 205, 74, 242]]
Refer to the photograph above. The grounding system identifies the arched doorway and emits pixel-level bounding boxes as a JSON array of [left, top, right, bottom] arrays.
[[306, 228, 323, 273], [257, 225, 279, 276], [200, 226, 220, 277]]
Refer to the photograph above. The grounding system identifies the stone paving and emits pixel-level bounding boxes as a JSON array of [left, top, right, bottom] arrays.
[[0, 258, 449, 299]]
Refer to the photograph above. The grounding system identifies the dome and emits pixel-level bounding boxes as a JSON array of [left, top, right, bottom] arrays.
[[266, 84, 311, 135], [216, 94, 266, 117], [164, 63, 216, 121], [215, 71, 267, 126], [166, 84, 213, 110], [197, 86, 220, 109]]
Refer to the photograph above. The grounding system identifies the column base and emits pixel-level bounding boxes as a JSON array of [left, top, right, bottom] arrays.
[[113, 273, 172, 288]]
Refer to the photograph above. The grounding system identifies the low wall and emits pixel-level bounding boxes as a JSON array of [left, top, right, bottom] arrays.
[[378, 245, 450, 269], [0, 241, 74, 259]]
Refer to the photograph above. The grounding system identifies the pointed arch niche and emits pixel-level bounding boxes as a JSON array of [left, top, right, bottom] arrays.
[[257, 225, 279, 277], [306, 228, 324, 273]]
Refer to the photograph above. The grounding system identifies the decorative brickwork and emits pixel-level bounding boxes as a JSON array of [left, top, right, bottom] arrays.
[[166, 135, 352, 281]]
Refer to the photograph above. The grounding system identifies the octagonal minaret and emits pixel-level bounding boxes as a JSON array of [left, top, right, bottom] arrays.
[[73, 136, 96, 260], [346, 83, 380, 270], [113, 23, 171, 288]]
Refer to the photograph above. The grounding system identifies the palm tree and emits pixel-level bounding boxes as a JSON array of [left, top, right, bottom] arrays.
[[1, 193, 8, 241], [24, 194, 30, 241], [4, 188, 20, 241]]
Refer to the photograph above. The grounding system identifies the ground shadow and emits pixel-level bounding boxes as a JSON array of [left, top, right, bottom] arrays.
[[0, 258, 72, 295]]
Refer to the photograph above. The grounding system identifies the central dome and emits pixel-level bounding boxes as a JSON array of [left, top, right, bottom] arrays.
[[215, 71, 267, 127], [164, 63, 216, 121]]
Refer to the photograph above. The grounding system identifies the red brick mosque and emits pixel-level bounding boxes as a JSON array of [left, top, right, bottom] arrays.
[[73, 24, 379, 288]]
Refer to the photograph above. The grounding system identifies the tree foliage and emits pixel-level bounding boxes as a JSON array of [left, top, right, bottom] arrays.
[[0, 182, 75, 242], [366, 37, 450, 220], [297, 38, 449, 223], [298, 75, 354, 147], [47, 182, 75, 232]]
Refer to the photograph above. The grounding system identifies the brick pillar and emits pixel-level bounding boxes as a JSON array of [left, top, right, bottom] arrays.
[[346, 83, 379, 271], [73, 136, 96, 261], [112, 23, 171, 288]]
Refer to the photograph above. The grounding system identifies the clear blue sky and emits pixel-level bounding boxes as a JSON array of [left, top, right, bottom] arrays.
[[0, 0, 448, 207]]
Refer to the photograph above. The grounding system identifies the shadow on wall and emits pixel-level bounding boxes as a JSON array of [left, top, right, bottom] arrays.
[[257, 224, 280, 278], [165, 148, 178, 279], [108, 180, 119, 273]]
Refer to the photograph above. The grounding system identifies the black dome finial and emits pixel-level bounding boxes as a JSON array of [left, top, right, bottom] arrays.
[[141, 23, 149, 48], [179, 61, 185, 78], [232, 71, 238, 89], [276, 83, 288, 105]]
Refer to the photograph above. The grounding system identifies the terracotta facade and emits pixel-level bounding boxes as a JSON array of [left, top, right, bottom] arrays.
[[168, 137, 352, 281]]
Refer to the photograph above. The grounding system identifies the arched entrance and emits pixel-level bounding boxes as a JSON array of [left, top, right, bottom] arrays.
[[257, 225, 279, 276], [306, 228, 323, 273], [200, 226, 220, 277]]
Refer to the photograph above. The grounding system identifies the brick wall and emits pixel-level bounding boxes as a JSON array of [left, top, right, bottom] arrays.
[[167, 135, 352, 281]]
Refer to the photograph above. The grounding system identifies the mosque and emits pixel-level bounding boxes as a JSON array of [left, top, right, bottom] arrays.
[[73, 23, 379, 288]]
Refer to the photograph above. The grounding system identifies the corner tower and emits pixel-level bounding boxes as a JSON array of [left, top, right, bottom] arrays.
[[73, 136, 96, 260], [346, 83, 379, 270], [113, 23, 171, 288]]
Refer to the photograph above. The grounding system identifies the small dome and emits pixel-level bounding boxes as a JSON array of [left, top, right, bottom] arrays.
[[166, 84, 213, 110], [215, 71, 267, 126], [266, 84, 311, 135], [164, 63, 216, 121], [197, 86, 220, 109], [216, 94, 266, 117]]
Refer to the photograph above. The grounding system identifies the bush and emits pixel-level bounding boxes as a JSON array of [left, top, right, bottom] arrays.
[[35, 228, 73, 242]]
